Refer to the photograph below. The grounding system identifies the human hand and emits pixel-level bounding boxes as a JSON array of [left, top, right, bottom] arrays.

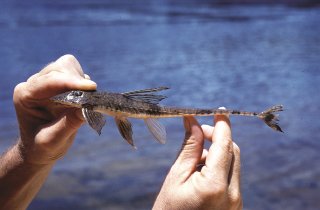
[[13, 55, 97, 165], [153, 114, 242, 210]]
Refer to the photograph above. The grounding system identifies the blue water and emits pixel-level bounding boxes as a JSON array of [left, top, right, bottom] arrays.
[[0, 1, 319, 210]]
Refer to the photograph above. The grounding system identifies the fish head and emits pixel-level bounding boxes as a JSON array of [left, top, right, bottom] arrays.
[[50, 90, 88, 108]]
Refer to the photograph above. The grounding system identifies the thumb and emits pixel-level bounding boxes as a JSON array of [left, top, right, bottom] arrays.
[[172, 117, 204, 179]]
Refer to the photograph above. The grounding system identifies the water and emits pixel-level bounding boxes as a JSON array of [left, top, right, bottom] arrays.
[[0, 1, 319, 209]]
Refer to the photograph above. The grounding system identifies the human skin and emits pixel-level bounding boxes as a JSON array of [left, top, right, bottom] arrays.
[[153, 114, 242, 210], [0, 55, 97, 209], [0, 54, 242, 210]]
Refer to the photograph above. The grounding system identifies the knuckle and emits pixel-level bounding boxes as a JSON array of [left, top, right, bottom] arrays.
[[13, 83, 24, 97], [26, 73, 40, 82], [13, 82, 29, 103], [55, 54, 83, 75], [194, 176, 227, 198], [39, 70, 64, 84], [233, 142, 240, 155], [59, 54, 77, 63], [178, 135, 203, 161], [211, 184, 227, 197], [46, 69, 62, 78], [198, 184, 227, 202], [229, 191, 242, 206], [218, 137, 233, 154], [183, 134, 197, 147]]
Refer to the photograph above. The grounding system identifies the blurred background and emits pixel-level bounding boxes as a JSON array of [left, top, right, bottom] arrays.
[[0, 0, 319, 209]]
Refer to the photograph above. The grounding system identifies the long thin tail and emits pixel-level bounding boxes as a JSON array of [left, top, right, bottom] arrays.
[[258, 105, 284, 132]]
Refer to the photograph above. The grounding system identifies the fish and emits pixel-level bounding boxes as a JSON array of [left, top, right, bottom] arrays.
[[50, 87, 284, 147]]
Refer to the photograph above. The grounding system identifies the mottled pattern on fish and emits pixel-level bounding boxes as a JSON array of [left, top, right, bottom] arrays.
[[51, 87, 284, 147]]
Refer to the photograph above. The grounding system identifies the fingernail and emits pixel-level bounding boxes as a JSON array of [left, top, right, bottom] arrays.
[[218, 106, 229, 118], [79, 79, 97, 90], [84, 74, 91, 80], [75, 109, 85, 123]]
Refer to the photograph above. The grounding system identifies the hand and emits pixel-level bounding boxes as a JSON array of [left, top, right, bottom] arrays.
[[153, 114, 242, 210], [13, 54, 97, 165]]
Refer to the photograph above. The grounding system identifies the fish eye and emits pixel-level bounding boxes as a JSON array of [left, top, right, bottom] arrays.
[[73, 91, 83, 97], [67, 91, 83, 101]]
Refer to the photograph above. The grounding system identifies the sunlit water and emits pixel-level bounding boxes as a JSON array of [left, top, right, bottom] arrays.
[[0, 1, 319, 209]]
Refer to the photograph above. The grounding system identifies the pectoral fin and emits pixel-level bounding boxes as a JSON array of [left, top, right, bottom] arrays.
[[115, 117, 135, 148], [82, 108, 106, 135], [144, 118, 166, 144]]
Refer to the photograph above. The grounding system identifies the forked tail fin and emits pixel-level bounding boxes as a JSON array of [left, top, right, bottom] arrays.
[[258, 105, 284, 132]]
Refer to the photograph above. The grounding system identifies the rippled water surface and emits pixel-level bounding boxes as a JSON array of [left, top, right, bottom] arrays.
[[0, 1, 319, 210]]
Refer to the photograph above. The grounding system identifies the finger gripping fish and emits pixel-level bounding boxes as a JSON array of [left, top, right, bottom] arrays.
[[51, 87, 284, 147]]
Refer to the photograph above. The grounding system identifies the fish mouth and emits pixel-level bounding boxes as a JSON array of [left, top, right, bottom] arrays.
[[52, 100, 81, 108], [50, 94, 82, 108]]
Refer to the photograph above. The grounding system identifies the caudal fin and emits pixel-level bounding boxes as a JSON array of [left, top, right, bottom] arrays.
[[258, 105, 284, 132]]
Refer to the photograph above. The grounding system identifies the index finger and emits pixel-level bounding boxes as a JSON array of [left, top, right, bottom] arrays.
[[37, 54, 85, 77], [202, 113, 233, 183], [25, 55, 97, 99]]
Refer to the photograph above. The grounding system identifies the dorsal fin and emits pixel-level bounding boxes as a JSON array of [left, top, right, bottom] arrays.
[[122, 87, 169, 95], [122, 87, 169, 104]]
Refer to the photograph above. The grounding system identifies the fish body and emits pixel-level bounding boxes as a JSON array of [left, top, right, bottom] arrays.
[[51, 87, 283, 147]]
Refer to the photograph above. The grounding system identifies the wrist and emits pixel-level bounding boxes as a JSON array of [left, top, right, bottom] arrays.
[[0, 140, 54, 210], [16, 139, 56, 168]]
